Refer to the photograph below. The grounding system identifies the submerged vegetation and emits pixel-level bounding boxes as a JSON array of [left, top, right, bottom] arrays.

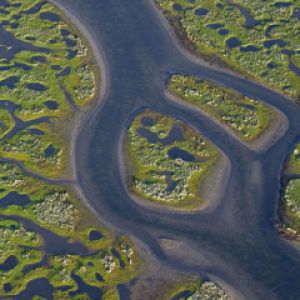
[[124, 110, 219, 209], [168, 74, 275, 142], [157, 0, 300, 100], [0, 0, 139, 298]]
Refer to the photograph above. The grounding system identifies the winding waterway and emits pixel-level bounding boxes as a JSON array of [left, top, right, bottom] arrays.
[[53, 0, 300, 299]]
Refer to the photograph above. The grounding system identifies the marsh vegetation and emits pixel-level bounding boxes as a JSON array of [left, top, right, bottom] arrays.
[[157, 0, 300, 100], [125, 110, 219, 209]]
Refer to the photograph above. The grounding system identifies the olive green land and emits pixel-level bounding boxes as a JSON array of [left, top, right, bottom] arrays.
[[168, 74, 275, 142], [164, 278, 232, 299], [157, 0, 300, 100], [124, 110, 219, 210], [285, 142, 300, 174], [281, 179, 300, 240], [0, 0, 140, 298]]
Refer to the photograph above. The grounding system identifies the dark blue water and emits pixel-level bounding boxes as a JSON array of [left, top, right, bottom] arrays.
[[265, 24, 280, 38], [51, 64, 62, 70], [117, 284, 131, 300], [3, 283, 12, 293], [95, 273, 104, 282], [293, 8, 300, 21], [137, 125, 184, 145], [140, 116, 155, 126], [273, 2, 293, 8], [39, 12, 61, 22], [0, 255, 18, 271], [227, 1, 260, 28], [15, 62, 31, 71], [0, 76, 19, 88], [61, 28, 71, 37], [64, 37, 76, 47], [267, 62, 277, 69], [240, 45, 260, 52], [26, 83, 48, 92], [22, 1, 46, 15], [44, 100, 59, 110], [226, 37, 241, 49], [195, 7, 208, 16], [31, 55, 47, 63], [89, 229, 103, 241], [57, 66, 71, 77], [15, 278, 53, 300], [0, 191, 31, 207], [218, 28, 229, 36], [69, 273, 103, 300], [29, 128, 45, 135], [22, 255, 47, 274], [112, 248, 125, 268], [207, 23, 224, 29], [168, 147, 195, 162], [44, 144, 56, 157], [161, 171, 177, 192], [173, 3, 182, 12], [67, 49, 77, 59], [263, 39, 286, 49]]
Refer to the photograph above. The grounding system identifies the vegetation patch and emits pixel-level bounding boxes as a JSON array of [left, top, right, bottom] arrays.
[[156, 0, 300, 100], [285, 142, 300, 174], [168, 74, 275, 142], [0, 0, 140, 298], [281, 179, 300, 240], [0, 109, 15, 139], [124, 110, 219, 209], [165, 279, 232, 299]]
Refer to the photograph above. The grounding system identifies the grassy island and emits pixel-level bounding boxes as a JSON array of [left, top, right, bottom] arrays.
[[285, 142, 300, 174], [124, 110, 220, 209], [168, 74, 275, 142], [281, 179, 300, 240], [280, 142, 300, 241], [0, 0, 140, 298], [165, 279, 232, 299], [157, 0, 300, 100]]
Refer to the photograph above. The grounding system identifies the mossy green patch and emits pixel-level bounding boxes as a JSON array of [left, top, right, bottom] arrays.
[[283, 179, 300, 234], [0, 0, 140, 297], [286, 143, 300, 174], [168, 74, 275, 142], [0, 109, 15, 139], [156, 0, 300, 100], [125, 110, 219, 209]]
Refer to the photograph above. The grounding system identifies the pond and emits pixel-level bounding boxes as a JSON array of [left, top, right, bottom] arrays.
[[26, 83, 48, 92], [44, 100, 59, 110], [168, 147, 195, 162], [195, 7, 208, 16], [39, 12, 61, 22], [0, 191, 31, 207], [0, 255, 18, 271], [226, 37, 241, 49], [137, 125, 184, 146], [88, 229, 103, 241], [44, 144, 56, 158], [69, 273, 103, 300]]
